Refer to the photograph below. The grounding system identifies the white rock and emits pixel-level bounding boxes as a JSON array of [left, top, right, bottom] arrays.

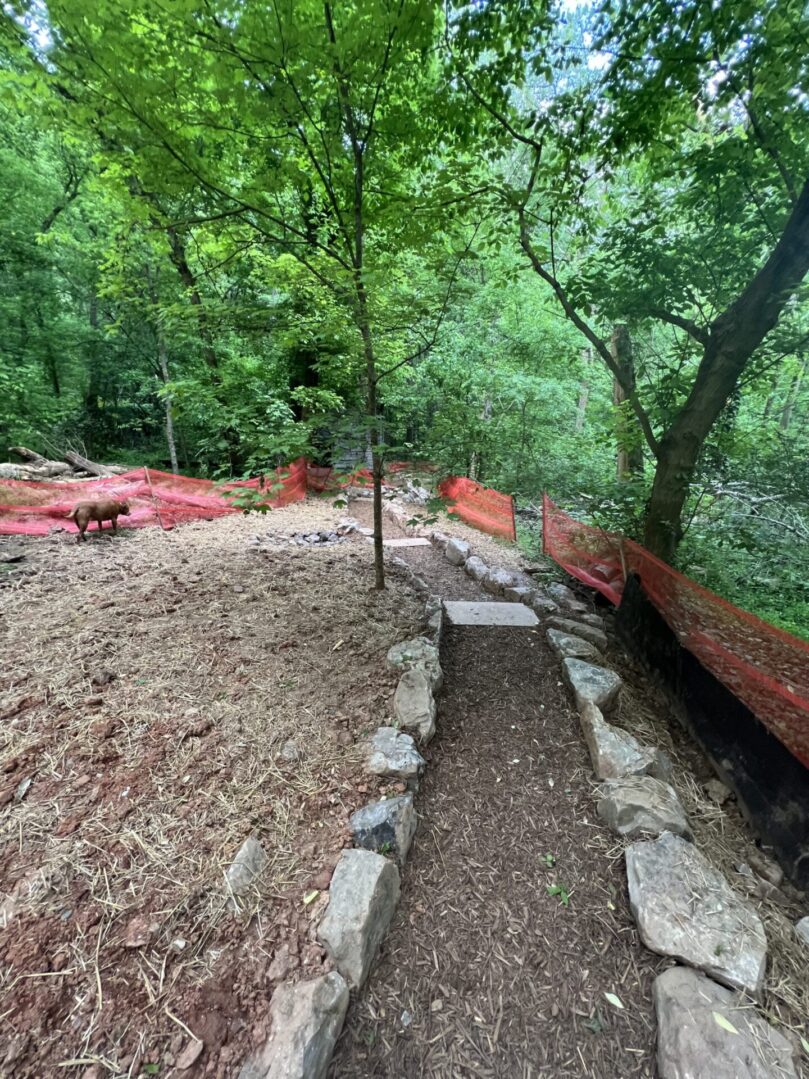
[[563, 658, 622, 712], [579, 612, 606, 629], [548, 616, 608, 650], [626, 832, 768, 995], [654, 966, 797, 1079], [546, 628, 602, 661], [579, 702, 669, 780], [464, 555, 488, 581], [794, 916, 809, 946], [430, 530, 449, 551], [387, 636, 442, 691], [237, 972, 349, 1079], [225, 837, 268, 897], [444, 538, 470, 566], [482, 567, 515, 596], [350, 794, 417, 864], [366, 727, 425, 784], [597, 776, 691, 839], [318, 849, 400, 988], [393, 668, 436, 743]]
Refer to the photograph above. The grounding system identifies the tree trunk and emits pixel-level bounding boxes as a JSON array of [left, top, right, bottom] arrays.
[[355, 278, 385, 590], [166, 227, 219, 371], [611, 326, 643, 478], [574, 347, 591, 433], [156, 328, 179, 474], [779, 357, 807, 431]]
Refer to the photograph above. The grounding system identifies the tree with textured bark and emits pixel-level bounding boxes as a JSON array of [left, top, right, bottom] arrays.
[[449, 0, 809, 562]]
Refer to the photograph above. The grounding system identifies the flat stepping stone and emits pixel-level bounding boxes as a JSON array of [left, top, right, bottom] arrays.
[[365, 536, 431, 547], [443, 601, 539, 627], [654, 966, 797, 1078], [626, 831, 767, 995], [597, 775, 691, 839]]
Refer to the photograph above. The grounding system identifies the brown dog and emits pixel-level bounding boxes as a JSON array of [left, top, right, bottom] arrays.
[[67, 500, 131, 542]]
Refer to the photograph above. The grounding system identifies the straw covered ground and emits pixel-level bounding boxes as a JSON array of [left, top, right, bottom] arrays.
[[0, 502, 423, 1078]]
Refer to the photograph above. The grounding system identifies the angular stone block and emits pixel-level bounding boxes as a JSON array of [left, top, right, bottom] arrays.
[[237, 972, 349, 1079], [654, 966, 796, 1079], [318, 849, 400, 988], [626, 832, 767, 995], [350, 794, 417, 864]]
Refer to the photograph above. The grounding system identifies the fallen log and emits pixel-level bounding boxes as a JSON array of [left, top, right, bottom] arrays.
[[62, 451, 126, 477], [9, 446, 49, 465]]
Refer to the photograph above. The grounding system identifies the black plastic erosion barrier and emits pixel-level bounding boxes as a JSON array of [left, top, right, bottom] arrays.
[[615, 573, 809, 891]]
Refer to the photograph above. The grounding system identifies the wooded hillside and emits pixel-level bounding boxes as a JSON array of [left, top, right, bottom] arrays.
[[2, 0, 808, 633]]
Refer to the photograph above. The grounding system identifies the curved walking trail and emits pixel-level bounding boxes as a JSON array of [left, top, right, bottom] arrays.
[[331, 508, 662, 1077]]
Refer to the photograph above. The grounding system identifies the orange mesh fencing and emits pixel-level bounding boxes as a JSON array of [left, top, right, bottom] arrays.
[[437, 476, 516, 541], [0, 459, 308, 536], [543, 494, 809, 768]]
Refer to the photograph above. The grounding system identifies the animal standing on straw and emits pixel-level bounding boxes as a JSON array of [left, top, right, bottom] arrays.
[[67, 500, 130, 543]]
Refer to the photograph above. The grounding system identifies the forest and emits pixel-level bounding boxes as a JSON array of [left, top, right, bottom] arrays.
[[2, 0, 808, 636]]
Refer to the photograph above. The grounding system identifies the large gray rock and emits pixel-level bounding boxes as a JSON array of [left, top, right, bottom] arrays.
[[626, 832, 768, 995], [463, 555, 488, 581], [547, 582, 578, 606], [430, 530, 449, 551], [482, 567, 516, 596], [350, 794, 417, 864], [795, 916, 809, 946], [387, 636, 442, 691], [530, 591, 560, 617], [654, 966, 797, 1079], [318, 849, 400, 988], [237, 972, 349, 1079], [425, 595, 443, 646], [504, 585, 535, 604], [597, 776, 691, 839], [546, 628, 602, 662], [226, 837, 268, 897], [579, 612, 606, 629], [393, 668, 436, 743], [563, 658, 622, 712], [366, 727, 425, 785], [548, 617, 608, 650], [579, 702, 668, 780], [444, 538, 470, 566]]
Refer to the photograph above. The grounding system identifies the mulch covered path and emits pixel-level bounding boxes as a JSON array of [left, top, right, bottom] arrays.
[[332, 505, 663, 1077]]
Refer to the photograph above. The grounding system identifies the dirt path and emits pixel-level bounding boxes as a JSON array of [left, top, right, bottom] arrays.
[[332, 502, 662, 1077]]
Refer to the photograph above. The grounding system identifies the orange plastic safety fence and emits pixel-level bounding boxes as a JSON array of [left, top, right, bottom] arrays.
[[543, 494, 809, 768], [0, 459, 309, 536], [437, 476, 516, 541]]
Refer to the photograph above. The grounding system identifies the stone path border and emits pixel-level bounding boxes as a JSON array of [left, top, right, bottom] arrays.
[[236, 496, 801, 1078]]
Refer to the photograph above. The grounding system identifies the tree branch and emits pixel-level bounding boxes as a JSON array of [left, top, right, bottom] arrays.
[[649, 307, 710, 346]]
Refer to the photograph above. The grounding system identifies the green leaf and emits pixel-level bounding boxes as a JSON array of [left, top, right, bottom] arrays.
[[712, 1011, 739, 1035]]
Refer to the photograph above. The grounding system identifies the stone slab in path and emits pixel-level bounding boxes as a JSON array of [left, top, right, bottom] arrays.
[[444, 601, 539, 627], [654, 966, 797, 1078], [365, 536, 432, 547], [626, 831, 767, 995]]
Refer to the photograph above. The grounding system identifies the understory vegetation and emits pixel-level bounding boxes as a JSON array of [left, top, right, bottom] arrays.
[[1, 0, 808, 632]]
